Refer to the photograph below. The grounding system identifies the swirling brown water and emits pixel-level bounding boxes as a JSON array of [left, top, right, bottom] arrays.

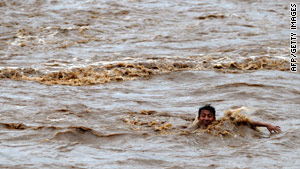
[[1, 0, 300, 168]]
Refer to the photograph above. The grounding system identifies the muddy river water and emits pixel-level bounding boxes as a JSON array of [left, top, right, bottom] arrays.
[[0, 0, 300, 168]]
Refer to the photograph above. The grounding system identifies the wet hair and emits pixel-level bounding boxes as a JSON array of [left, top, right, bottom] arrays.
[[198, 104, 216, 118]]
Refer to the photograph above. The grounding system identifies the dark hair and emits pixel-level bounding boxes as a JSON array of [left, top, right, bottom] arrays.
[[198, 104, 216, 118]]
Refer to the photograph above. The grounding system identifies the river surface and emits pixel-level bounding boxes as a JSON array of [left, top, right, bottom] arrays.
[[0, 0, 300, 168]]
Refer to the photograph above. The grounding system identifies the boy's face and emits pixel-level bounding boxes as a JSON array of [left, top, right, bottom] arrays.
[[198, 109, 215, 127]]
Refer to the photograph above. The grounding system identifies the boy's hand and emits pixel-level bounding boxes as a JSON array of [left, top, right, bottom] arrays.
[[266, 124, 281, 134]]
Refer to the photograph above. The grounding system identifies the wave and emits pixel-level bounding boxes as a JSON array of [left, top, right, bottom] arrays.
[[52, 126, 129, 143], [0, 61, 195, 86], [0, 123, 140, 144], [0, 123, 29, 130], [0, 56, 294, 86], [212, 56, 290, 73]]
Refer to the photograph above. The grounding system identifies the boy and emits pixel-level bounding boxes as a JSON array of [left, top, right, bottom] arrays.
[[193, 104, 281, 134]]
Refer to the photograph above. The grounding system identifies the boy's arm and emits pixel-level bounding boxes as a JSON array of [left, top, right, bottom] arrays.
[[250, 121, 281, 134]]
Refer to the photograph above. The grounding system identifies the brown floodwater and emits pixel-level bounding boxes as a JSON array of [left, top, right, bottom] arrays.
[[0, 0, 300, 168]]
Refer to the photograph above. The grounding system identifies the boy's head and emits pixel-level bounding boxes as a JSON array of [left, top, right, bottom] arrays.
[[198, 104, 216, 127]]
